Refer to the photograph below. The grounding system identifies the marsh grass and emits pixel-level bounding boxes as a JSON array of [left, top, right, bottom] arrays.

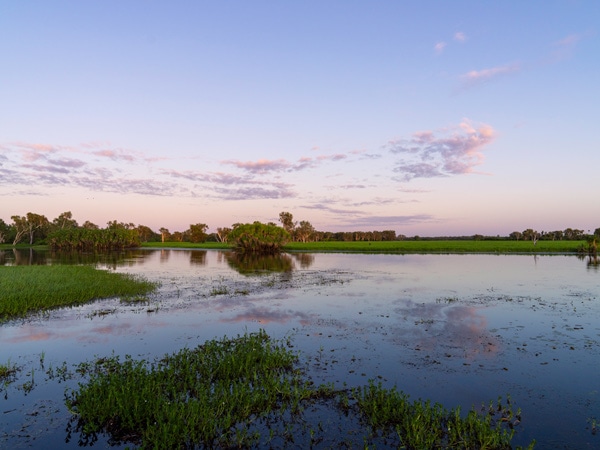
[[66, 331, 534, 449], [0, 265, 159, 322], [0, 360, 17, 382], [353, 382, 535, 449]]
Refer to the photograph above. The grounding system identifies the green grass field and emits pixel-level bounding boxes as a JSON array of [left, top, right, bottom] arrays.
[[141, 240, 586, 253], [282, 240, 587, 253], [0, 265, 158, 322]]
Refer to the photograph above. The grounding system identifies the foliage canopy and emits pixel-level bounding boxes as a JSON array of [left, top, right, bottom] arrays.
[[228, 222, 290, 254]]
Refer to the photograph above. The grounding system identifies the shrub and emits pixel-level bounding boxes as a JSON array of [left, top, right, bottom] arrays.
[[228, 222, 290, 254]]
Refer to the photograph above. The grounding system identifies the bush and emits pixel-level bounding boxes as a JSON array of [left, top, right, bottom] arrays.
[[228, 222, 290, 254]]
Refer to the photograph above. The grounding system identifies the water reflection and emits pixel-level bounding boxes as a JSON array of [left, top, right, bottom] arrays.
[[224, 252, 295, 275], [0, 251, 599, 449], [190, 251, 207, 266]]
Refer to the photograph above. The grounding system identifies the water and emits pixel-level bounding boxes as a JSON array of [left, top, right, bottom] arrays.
[[1, 249, 599, 448]]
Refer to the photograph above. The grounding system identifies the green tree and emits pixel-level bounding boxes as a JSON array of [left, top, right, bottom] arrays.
[[159, 227, 170, 243], [278, 212, 296, 235], [188, 223, 208, 243], [0, 219, 10, 244], [295, 220, 315, 243], [228, 222, 290, 253], [381, 230, 397, 241], [52, 211, 78, 230], [522, 228, 540, 245], [136, 225, 157, 242], [11, 213, 49, 245], [82, 220, 99, 230], [216, 227, 232, 243]]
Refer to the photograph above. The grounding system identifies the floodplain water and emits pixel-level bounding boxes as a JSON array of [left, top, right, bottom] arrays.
[[1, 248, 599, 448]]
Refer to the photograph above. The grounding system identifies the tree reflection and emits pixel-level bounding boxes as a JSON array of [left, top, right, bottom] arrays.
[[291, 252, 315, 268], [225, 252, 295, 276], [189, 250, 207, 266]]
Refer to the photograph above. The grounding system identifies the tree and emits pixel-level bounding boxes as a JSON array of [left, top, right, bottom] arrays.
[[295, 221, 315, 243], [159, 227, 170, 243], [107, 220, 135, 230], [216, 227, 232, 243], [26, 212, 49, 244], [381, 230, 397, 241], [0, 219, 10, 244], [82, 220, 99, 230], [136, 225, 157, 242], [279, 212, 296, 235], [52, 211, 78, 230], [509, 231, 522, 240], [12, 215, 30, 245], [11, 213, 49, 245], [228, 222, 290, 253], [171, 231, 184, 242], [188, 223, 208, 243], [522, 228, 540, 245]]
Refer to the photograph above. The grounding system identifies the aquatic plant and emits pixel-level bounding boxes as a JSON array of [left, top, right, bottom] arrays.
[[0, 265, 159, 322], [353, 382, 535, 449], [66, 331, 535, 449]]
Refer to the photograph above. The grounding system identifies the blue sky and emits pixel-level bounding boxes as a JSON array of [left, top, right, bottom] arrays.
[[1, 1, 598, 236]]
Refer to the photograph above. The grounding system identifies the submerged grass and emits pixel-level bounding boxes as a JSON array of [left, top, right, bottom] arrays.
[[66, 330, 535, 449], [0, 265, 159, 322]]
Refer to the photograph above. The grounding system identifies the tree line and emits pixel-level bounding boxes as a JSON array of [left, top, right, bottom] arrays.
[[0, 210, 598, 250]]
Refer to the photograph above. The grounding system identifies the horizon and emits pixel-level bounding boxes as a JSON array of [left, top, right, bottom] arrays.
[[1, 2, 598, 237]]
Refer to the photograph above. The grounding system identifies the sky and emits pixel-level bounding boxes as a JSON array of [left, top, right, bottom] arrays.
[[1, 1, 599, 237]]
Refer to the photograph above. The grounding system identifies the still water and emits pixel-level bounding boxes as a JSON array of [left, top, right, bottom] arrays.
[[1, 249, 599, 448]]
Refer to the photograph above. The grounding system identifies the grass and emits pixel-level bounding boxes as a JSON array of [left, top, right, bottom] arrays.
[[66, 330, 535, 449], [0, 360, 17, 381], [282, 240, 586, 254], [0, 265, 159, 322], [138, 240, 587, 254]]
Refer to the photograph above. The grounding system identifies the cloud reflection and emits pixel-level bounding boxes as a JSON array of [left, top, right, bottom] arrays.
[[392, 301, 500, 360], [221, 306, 313, 326]]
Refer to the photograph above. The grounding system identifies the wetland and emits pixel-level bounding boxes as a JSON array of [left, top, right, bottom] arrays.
[[0, 248, 598, 448]]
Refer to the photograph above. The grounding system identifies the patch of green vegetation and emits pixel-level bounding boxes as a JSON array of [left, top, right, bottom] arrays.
[[0, 360, 17, 381], [66, 331, 535, 449], [354, 382, 534, 449], [0, 265, 159, 322], [283, 240, 585, 254]]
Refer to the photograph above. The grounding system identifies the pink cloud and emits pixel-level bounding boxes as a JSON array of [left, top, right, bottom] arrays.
[[460, 63, 520, 87], [222, 158, 291, 174], [387, 120, 495, 181], [92, 149, 137, 162], [454, 32, 467, 42], [434, 41, 447, 54]]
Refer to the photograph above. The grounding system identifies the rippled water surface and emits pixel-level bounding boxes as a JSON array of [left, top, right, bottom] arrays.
[[1, 249, 599, 448]]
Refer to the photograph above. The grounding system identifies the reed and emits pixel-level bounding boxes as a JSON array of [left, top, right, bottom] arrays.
[[0, 265, 158, 322]]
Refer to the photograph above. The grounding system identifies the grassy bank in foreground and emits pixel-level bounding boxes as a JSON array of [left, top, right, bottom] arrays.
[[0, 265, 158, 322], [67, 330, 534, 449], [282, 240, 587, 253]]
